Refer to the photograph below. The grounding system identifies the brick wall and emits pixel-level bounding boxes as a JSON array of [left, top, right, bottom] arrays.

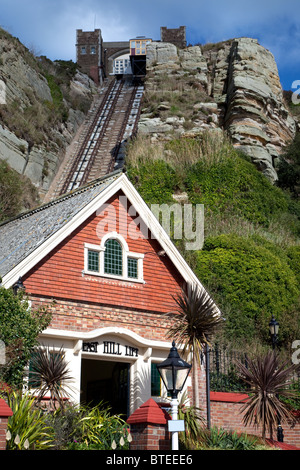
[[30, 296, 176, 342], [76, 29, 102, 82], [160, 26, 186, 48], [0, 417, 8, 451], [210, 393, 300, 448], [129, 423, 171, 451], [0, 399, 13, 451]]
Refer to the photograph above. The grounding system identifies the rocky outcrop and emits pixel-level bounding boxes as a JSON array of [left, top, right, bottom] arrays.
[[143, 39, 296, 181], [223, 38, 295, 180], [0, 29, 97, 196]]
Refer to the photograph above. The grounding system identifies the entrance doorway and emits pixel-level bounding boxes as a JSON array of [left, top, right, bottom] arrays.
[[80, 359, 130, 417]]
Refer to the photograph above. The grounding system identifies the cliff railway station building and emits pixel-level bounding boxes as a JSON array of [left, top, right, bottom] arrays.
[[0, 171, 216, 416]]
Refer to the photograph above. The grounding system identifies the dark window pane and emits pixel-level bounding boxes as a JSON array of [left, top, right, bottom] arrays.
[[104, 239, 123, 276]]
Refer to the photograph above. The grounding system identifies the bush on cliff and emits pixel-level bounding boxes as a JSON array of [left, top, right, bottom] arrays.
[[193, 234, 300, 346]]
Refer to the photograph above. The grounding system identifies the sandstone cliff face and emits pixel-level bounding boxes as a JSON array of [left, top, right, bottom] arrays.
[[143, 38, 296, 181], [0, 30, 97, 196]]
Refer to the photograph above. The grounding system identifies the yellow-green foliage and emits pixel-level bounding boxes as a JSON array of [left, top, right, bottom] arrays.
[[5, 391, 53, 450]]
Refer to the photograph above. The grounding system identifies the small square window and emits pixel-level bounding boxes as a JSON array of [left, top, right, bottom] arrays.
[[151, 363, 161, 396], [81, 46, 86, 54], [128, 258, 138, 279], [88, 250, 99, 272]]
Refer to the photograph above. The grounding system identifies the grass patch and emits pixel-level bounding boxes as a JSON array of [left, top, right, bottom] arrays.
[[0, 160, 40, 222]]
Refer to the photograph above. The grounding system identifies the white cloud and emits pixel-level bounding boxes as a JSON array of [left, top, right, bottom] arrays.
[[0, 0, 299, 88]]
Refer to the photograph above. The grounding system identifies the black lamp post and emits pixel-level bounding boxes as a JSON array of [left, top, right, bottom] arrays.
[[12, 277, 25, 296], [268, 315, 284, 442], [156, 341, 192, 450], [269, 315, 279, 350]]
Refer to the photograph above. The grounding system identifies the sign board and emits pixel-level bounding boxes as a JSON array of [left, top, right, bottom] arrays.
[[168, 420, 185, 432], [82, 340, 139, 357]]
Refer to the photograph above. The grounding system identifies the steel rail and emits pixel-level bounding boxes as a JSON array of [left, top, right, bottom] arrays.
[[59, 78, 121, 194], [107, 83, 141, 173], [78, 79, 125, 187]]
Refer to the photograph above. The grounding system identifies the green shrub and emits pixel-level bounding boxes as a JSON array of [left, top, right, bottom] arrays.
[[286, 245, 300, 284], [127, 159, 178, 205], [68, 403, 131, 450], [0, 286, 51, 388], [45, 404, 82, 450], [0, 161, 40, 222], [277, 131, 300, 197], [185, 153, 292, 227], [126, 136, 300, 349], [46, 402, 131, 450], [197, 426, 261, 450], [0, 160, 24, 221], [194, 234, 299, 345]]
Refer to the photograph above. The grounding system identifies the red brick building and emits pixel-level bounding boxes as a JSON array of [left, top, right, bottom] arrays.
[[0, 170, 214, 416]]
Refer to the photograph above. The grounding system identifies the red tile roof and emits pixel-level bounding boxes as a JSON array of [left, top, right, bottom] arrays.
[[0, 399, 13, 417], [127, 398, 170, 425]]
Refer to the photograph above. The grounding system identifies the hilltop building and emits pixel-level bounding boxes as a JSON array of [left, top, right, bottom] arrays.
[[76, 26, 187, 84]]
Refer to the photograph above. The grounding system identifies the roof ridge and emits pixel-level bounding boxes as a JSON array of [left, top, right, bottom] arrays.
[[0, 169, 124, 227]]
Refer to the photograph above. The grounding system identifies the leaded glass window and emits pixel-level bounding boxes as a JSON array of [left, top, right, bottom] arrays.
[[88, 250, 99, 272], [127, 258, 138, 279], [104, 239, 123, 276]]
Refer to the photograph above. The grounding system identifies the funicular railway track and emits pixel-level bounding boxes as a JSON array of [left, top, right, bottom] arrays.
[[47, 77, 143, 200]]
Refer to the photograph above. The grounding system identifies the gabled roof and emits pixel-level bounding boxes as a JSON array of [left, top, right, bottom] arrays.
[[0, 170, 122, 283], [0, 170, 206, 297]]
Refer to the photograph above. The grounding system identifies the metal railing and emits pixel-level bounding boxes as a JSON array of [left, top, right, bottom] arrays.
[[208, 343, 300, 396], [208, 344, 249, 392]]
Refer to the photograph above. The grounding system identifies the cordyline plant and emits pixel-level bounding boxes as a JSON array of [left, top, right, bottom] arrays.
[[29, 345, 74, 411], [166, 283, 223, 408], [236, 350, 298, 440]]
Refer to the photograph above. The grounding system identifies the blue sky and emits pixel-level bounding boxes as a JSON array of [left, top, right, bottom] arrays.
[[0, 0, 299, 90]]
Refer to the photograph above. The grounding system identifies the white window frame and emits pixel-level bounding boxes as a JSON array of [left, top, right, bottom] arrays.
[[84, 232, 144, 283]]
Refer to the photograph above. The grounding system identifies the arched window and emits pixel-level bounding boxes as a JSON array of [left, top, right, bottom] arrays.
[[104, 239, 123, 276], [84, 232, 144, 283]]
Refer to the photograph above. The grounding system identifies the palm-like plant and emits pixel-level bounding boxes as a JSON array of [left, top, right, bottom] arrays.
[[29, 345, 74, 411], [166, 283, 223, 408], [236, 351, 297, 440], [178, 391, 204, 448]]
